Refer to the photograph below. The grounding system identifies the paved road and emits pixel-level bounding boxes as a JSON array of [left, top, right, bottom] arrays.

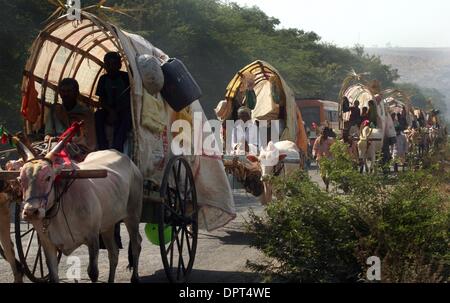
[[0, 169, 323, 283]]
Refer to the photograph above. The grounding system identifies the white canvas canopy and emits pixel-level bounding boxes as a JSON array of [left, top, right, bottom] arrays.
[[342, 84, 396, 139], [218, 60, 308, 154], [384, 96, 414, 126], [21, 12, 235, 231]]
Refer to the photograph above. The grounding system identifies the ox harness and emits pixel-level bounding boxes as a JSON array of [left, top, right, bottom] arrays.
[[23, 122, 83, 241], [359, 127, 382, 154], [44, 177, 77, 242], [256, 160, 286, 178], [24, 158, 77, 241], [273, 161, 285, 177]]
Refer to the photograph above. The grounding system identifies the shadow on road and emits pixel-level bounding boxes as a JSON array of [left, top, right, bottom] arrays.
[[199, 228, 256, 246]]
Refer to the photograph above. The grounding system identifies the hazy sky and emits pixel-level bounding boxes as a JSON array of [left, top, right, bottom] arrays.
[[232, 0, 450, 48]]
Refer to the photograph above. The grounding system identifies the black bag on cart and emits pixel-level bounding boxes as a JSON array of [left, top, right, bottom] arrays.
[[160, 58, 202, 112]]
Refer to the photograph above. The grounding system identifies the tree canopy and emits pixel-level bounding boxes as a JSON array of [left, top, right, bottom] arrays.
[[0, 0, 445, 131]]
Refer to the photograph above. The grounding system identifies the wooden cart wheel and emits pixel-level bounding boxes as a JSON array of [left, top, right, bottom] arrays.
[[14, 203, 62, 283], [159, 156, 198, 283]]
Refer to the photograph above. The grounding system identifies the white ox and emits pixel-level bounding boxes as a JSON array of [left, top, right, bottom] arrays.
[[355, 102, 396, 173], [20, 147, 143, 283], [344, 91, 397, 173], [247, 141, 302, 204], [357, 126, 384, 173]]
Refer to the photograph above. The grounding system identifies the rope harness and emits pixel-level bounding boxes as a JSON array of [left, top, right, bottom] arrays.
[[273, 161, 285, 177], [23, 161, 77, 242], [359, 127, 374, 155], [224, 158, 264, 197], [21, 122, 84, 242], [44, 177, 77, 242]]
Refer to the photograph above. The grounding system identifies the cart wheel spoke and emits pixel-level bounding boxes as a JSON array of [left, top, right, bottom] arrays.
[[177, 161, 182, 183], [173, 169, 183, 208], [183, 226, 192, 256], [184, 171, 188, 200], [15, 202, 61, 282], [24, 229, 35, 260], [176, 229, 186, 279], [21, 227, 34, 239], [163, 203, 185, 222], [166, 240, 175, 257], [166, 226, 181, 255], [169, 238, 174, 269], [32, 244, 41, 275], [39, 245, 45, 278]]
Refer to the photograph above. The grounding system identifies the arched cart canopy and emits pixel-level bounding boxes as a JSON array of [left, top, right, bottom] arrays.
[[218, 60, 307, 154], [385, 97, 406, 110], [341, 83, 397, 139], [343, 84, 375, 109], [22, 11, 167, 129]]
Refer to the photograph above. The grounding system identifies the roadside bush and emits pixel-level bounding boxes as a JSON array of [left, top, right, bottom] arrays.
[[246, 142, 449, 283], [319, 140, 359, 193], [246, 171, 360, 282], [352, 170, 449, 282]]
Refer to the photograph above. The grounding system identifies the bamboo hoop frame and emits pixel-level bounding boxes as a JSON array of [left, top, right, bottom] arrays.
[[23, 13, 124, 109], [21, 11, 139, 163]]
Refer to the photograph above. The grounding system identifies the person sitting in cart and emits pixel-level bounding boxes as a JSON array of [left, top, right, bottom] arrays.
[[95, 51, 132, 153], [44, 78, 96, 153], [231, 106, 258, 154], [360, 107, 369, 127], [234, 72, 257, 112], [368, 100, 378, 128], [349, 100, 361, 127]]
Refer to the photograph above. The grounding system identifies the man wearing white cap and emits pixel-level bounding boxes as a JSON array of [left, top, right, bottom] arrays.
[[231, 106, 258, 154]]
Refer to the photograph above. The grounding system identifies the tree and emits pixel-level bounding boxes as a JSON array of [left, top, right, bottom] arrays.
[[0, 0, 439, 131]]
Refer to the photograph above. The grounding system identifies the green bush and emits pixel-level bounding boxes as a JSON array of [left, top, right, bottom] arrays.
[[354, 171, 450, 282], [247, 171, 361, 282], [246, 143, 450, 283], [319, 140, 359, 193]]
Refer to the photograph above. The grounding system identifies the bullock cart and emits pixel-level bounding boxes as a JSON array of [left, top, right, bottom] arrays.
[[338, 75, 408, 140], [0, 11, 235, 283], [215, 61, 308, 197], [338, 77, 401, 142]]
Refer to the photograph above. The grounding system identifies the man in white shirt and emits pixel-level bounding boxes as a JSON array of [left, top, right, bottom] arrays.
[[231, 106, 258, 155]]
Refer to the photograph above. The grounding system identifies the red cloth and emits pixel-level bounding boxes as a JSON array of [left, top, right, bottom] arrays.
[[55, 149, 72, 166], [58, 122, 82, 142], [54, 122, 84, 168], [21, 75, 40, 124]]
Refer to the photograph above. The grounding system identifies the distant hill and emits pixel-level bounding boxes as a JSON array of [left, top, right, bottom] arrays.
[[367, 47, 450, 119]]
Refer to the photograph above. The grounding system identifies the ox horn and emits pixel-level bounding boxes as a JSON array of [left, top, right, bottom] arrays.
[[45, 121, 84, 161], [11, 136, 35, 162], [45, 137, 67, 161]]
